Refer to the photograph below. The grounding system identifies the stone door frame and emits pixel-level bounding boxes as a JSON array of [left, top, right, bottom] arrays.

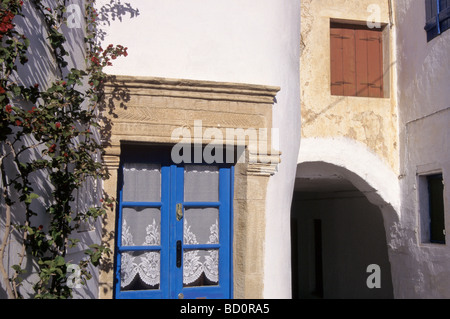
[[99, 75, 280, 299]]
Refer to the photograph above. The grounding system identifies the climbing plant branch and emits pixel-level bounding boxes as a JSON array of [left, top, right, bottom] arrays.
[[0, 0, 126, 298]]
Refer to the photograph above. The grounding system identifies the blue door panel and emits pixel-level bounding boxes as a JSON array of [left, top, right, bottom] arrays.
[[115, 155, 233, 299]]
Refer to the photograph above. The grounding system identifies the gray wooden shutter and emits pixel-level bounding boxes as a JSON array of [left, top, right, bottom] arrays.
[[439, 0, 450, 33], [425, 0, 450, 41]]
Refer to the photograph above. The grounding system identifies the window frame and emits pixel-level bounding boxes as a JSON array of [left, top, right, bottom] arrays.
[[329, 21, 387, 99]]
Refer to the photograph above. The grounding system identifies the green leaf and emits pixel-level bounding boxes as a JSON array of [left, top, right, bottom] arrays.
[[11, 264, 26, 274], [12, 85, 21, 96], [68, 238, 80, 248], [25, 193, 39, 204]]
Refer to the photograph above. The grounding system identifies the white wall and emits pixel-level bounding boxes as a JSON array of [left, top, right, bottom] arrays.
[[96, 0, 301, 298], [97, 0, 299, 86], [395, 0, 450, 298]]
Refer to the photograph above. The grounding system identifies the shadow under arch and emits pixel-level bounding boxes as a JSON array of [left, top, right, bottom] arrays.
[[292, 138, 400, 299], [298, 137, 400, 216]]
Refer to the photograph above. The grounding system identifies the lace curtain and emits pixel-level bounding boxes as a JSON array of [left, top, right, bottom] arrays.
[[120, 207, 161, 290], [120, 164, 220, 290], [183, 208, 219, 286], [121, 163, 162, 290], [183, 166, 220, 286], [184, 165, 219, 202], [122, 163, 161, 202]]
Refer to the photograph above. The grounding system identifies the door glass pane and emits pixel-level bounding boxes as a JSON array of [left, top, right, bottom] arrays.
[[184, 208, 219, 245], [122, 207, 161, 246], [183, 249, 219, 287], [123, 163, 161, 202], [121, 251, 160, 291], [184, 165, 219, 202]]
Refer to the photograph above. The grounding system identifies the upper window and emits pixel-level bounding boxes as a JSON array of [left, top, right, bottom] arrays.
[[425, 0, 450, 41], [330, 23, 384, 98]]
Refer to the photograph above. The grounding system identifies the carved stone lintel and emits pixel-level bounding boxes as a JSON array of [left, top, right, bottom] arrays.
[[103, 75, 280, 104]]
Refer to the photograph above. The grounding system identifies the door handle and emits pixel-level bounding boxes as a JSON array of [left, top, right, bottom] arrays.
[[176, 203, 183, 221], [176, 240, 182, 268]]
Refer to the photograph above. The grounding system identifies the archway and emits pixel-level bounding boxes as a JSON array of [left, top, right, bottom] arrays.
[[291, 160, 395, 299]]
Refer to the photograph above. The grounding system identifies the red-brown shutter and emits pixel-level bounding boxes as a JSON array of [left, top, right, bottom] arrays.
[[330, 28, 344, 96], [331, 25, 383, 98], [341, 28, 357, 96], [367, 30, 383, 98], [355, 29, 369, 97]]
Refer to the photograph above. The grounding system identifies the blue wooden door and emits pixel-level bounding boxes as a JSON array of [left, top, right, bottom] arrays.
[[114, 150, 233, 299]]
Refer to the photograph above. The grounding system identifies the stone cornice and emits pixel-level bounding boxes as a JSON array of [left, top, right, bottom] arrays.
[[101, 75, 281, 176], [103, 75, 280, 104]]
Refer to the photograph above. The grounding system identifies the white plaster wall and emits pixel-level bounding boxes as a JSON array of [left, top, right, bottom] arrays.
[[96, 0, 301, 87], [96, 0, 301, 298], [394, 0, 450, 298], [262, 2, 301, 298], [395, 0, 450, 123]]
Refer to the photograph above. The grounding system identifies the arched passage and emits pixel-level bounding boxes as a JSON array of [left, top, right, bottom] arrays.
[[291, 138, 399, 299]]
